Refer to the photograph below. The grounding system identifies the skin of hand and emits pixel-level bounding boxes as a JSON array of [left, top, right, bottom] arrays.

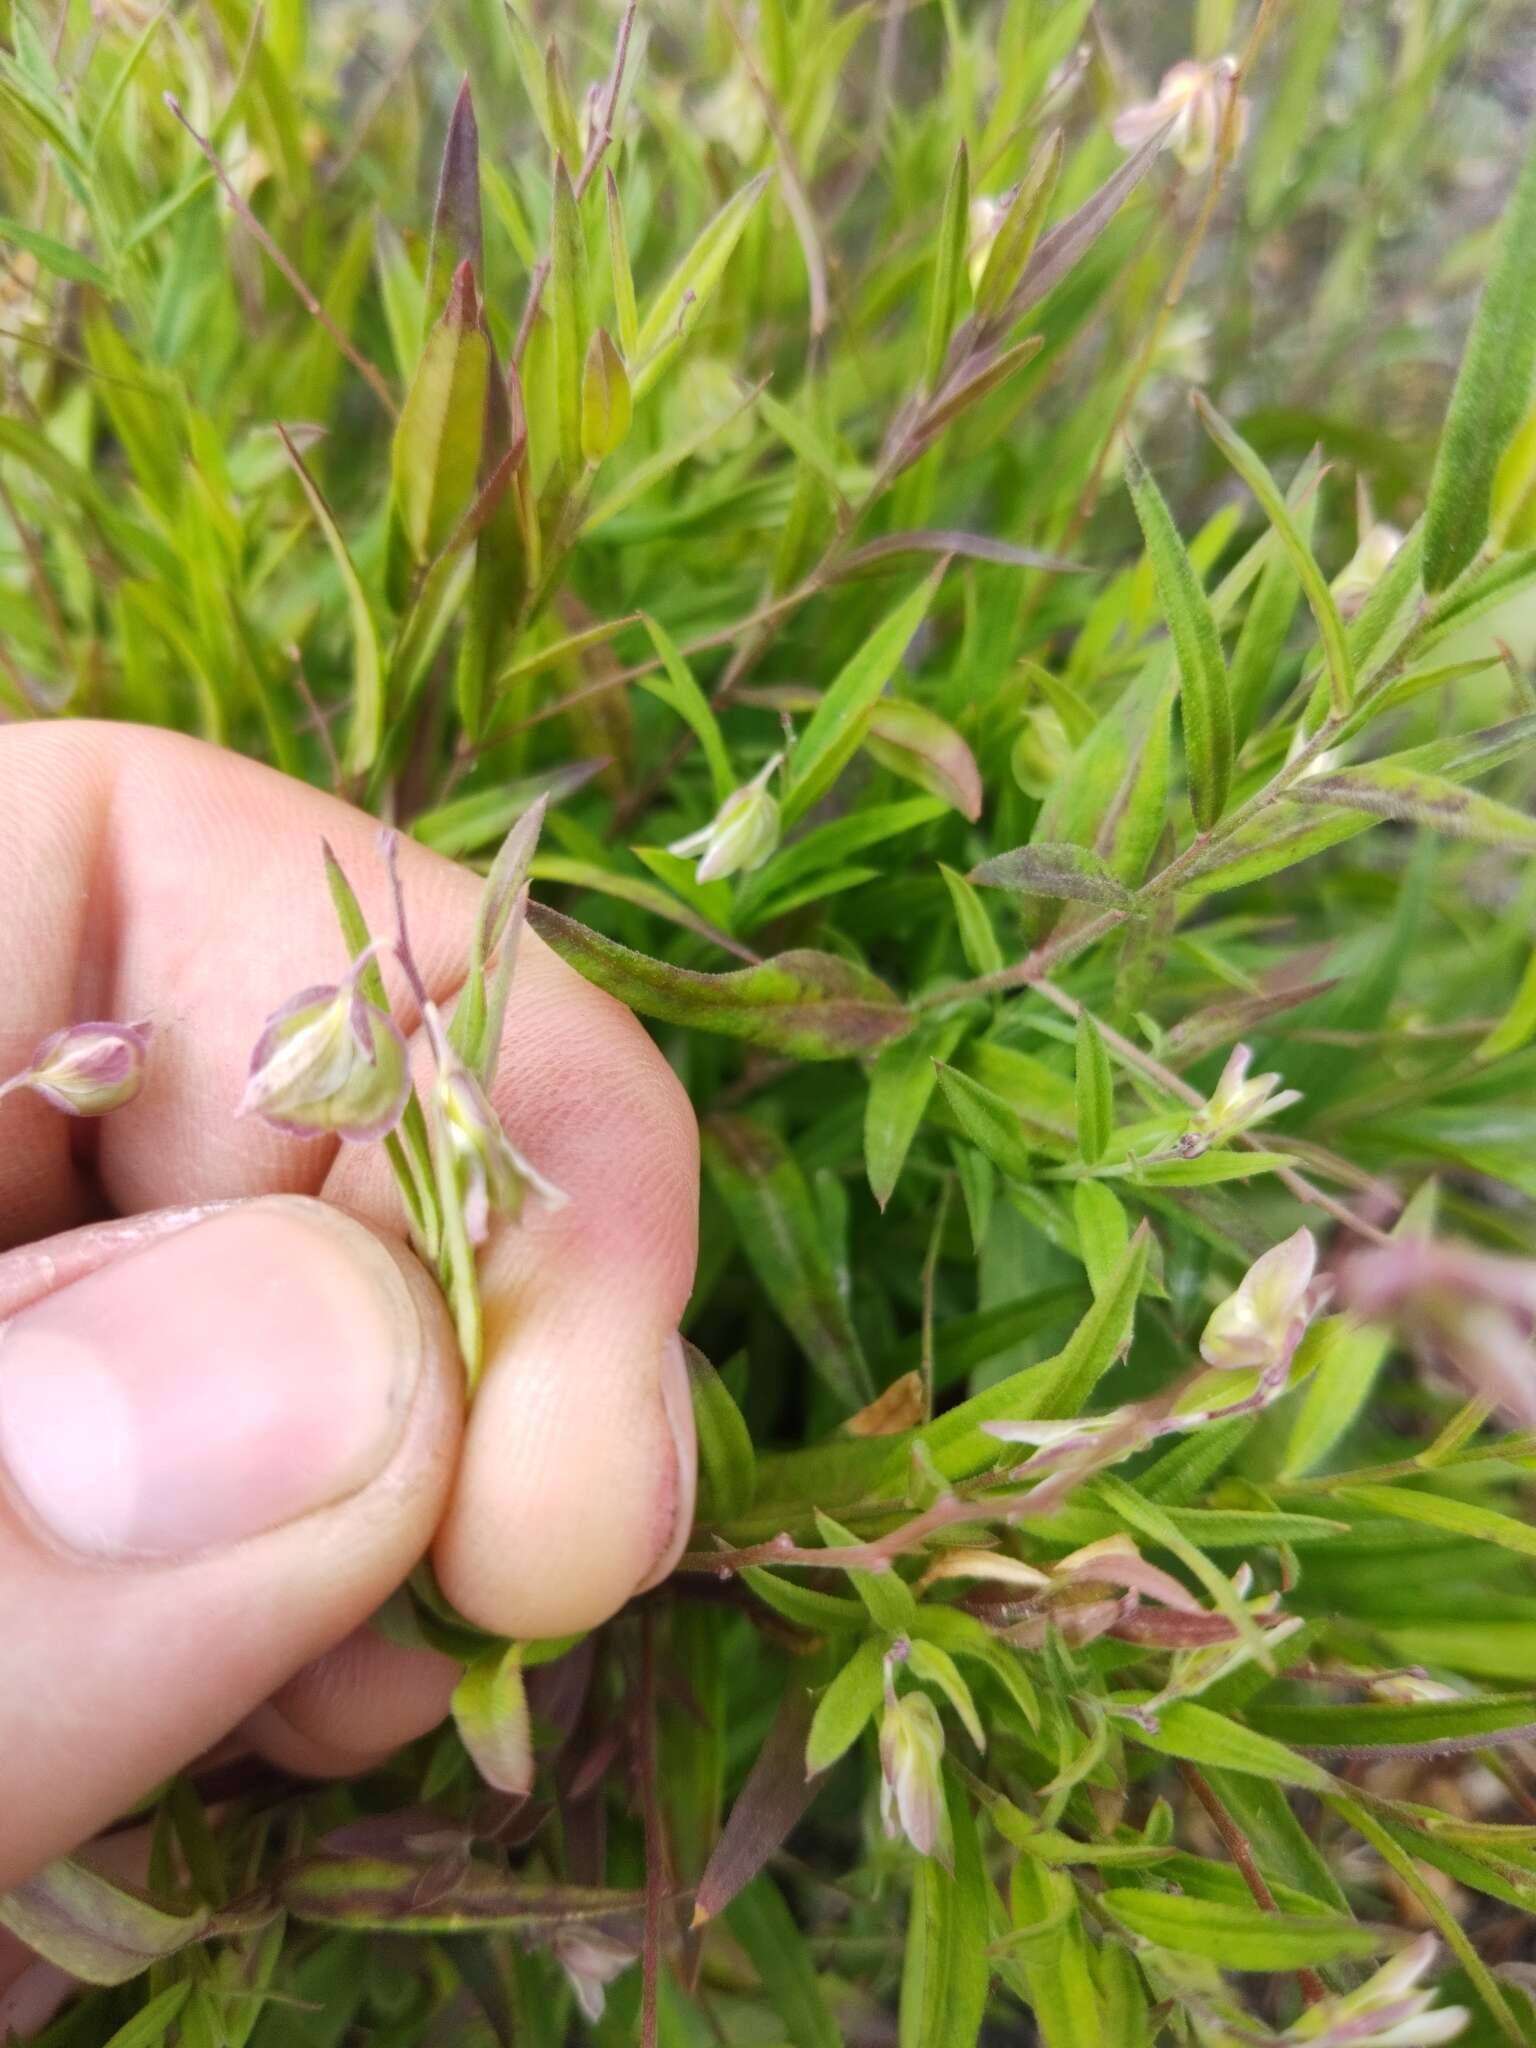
[[0, 721, 701, 1894]]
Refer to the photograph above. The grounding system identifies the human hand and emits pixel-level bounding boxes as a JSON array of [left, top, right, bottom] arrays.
[[0, 722, 699, 1891]]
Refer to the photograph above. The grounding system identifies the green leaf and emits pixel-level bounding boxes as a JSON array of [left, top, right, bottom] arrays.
[[726, 1878, 842, 2048], [276, 425, 384, 775], [1003, 1856, 1102, 2048], [785, 570, 943, 824], [390, 261, 489, 574], [817, 1510, 917, 1630], [909, 1604, 1040, 1729], [939, 863, 1005, 975], [925, 141, 970, 390], [550, 156, 592, 477], [865, 700, 984, 819], [0, 213, 109, 286], [1479, 948, 1536, 1061], [580, 326, 632, 463], [1074, 1011, 1113, 1165], [935, 1060, 1035, 1182], [1193, 394, 1354, 715], [425, 79, 483, 322], [1423, 127, 1536, 590], [99, 1984, 194, 2048], [704, 1114, 874, 1410], [865, 1015, 966, 1209], [527, 902, 910, 1059], [901, 1776, 990, 2048], [1124, 1700, 1334, 1792], [1073, 1180, 1129, 1295], [1100, 1889, 1389, 1968], [742, 1567, 868, 1634], [638, 611, 734, 804], [605, 167, 639, 358], [974, 129, 1063, 323], [1247, 1694, 1536, 1756], [632, 171, 773, 396], [805, 1634, 886, 1773], [1334, 1481, 1536, 1562], [1125, 444, 1232, 830], [452, 1642, 532, 1796], [687, 1341, 757, 1522]]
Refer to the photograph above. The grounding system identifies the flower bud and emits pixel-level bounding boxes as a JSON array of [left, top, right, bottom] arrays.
[[1200, 1227, 1319, 1377], [9, 1020, 150, 1116], [879, 1684, 951, 1865], [667, 754, 783, 884], [240, 975, 408, 1142], [435, 1038, 565, 1245], [1333, 520, 1405, 618]]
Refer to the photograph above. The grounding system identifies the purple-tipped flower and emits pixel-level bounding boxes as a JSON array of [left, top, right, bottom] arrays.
[[2, 1020, 151, 1116], [879, 1684, 951, 1865], [551, 1927, 635, 2023], [433, 1026, 566, 1244], [240, 963, 408, 1142], [1280, 1934, 1468, 2046], [1339, 1237, 1536, 1428], [1112, 56, 1248, 174]]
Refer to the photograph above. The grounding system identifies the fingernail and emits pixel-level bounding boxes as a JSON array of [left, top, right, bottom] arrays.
[[0, 1197, 423, 1561], [633, 1333, 697, 1596]]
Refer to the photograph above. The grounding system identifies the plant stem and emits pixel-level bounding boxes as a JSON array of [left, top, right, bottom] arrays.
[[1178, 1762, 1328, 2006]]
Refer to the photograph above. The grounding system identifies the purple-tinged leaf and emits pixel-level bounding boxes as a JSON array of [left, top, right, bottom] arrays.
[[970, 840, 1134, 906], [1008, 122, 1172, 321], [427, 79, 484, 323], [526, 902, 910, 1059], [695, 1686, 820, 1923], [279, 1854, 643, 1935]]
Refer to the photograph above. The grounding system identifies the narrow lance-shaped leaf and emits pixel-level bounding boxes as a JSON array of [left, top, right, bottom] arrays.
[[389, 261, 489, 595], [527, 902, 910, 1059], [580, 326, 631, 463], [687, 1339, 756, 1522], [1288, 761, 1536, 850], [974, 128, 1064, 326], [276, 425, 384, 776], [632, 171, 773, 396], [704, 1113, 874, 1410], [605, 167, 638, 358], [864, 700, 983, 820], [785, 569, 943, 824], [696, 1686, 820, 1924], [0, 1860, 212, 1986], [1101, 1890, 1390, 1969], [542, 35, 583, 168], [1193, 393, 1354, 714], [1074, 1010, 1113, 1165], [864, 1015, 966, 1210], [1423, 125, 1536, 590], [279, 1856, 642, 1934], [550, 157, 591, 477], [935, 1063, 1034, 1183], [1125, 443, 1232, 830], [925, 140, 970, 390], [426, 78, 483, 323]]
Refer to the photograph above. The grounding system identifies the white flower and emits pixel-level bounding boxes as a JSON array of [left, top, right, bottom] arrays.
[[239, 967, 408, 1142], [667, 753, 783, 883], [1281, 1935, 1469, 2047], [1112, 57, 1248, 175], [430, 1012, 565, 1244], [879, 1687, 951, 1865], [1183, 1042, 1301, 1152], [1200, 1228, 1320, 1377]]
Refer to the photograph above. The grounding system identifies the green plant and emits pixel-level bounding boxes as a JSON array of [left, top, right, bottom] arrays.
[[8, 0, 1536, 2040]]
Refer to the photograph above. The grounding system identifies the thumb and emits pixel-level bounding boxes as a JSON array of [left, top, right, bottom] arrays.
[[0, 1198, 461, 1888]]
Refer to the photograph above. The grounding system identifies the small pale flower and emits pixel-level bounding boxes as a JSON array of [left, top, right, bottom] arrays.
[[667, 752, 783, 883], [967, 193, 1006, 292], [879, 1686, 951, 1865], [433, 1020, 566, 1245], [1281, 1934, 1468, 2047], [1340, 1238, 1536, 1428], [1112, 57, 1248, 175], [551, 1926, 635, 2023], [240, 965, 408, 1142], [1333, 521, 1404, 618], [3, 1020, 150, 1116], [1369, 1672, 1462, 1706], [1183, 1042, 1301, 1152], [1200, 1228, 1320, 1378]]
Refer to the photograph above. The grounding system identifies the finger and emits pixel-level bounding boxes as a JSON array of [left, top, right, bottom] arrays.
[[0, 721, 699, 1640], [0, 1196, 460, 1887], [242, 1630, 461, 1777]]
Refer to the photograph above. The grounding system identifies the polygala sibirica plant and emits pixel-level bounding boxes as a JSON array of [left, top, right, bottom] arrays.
[[9, 0, 1536, 2041]]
